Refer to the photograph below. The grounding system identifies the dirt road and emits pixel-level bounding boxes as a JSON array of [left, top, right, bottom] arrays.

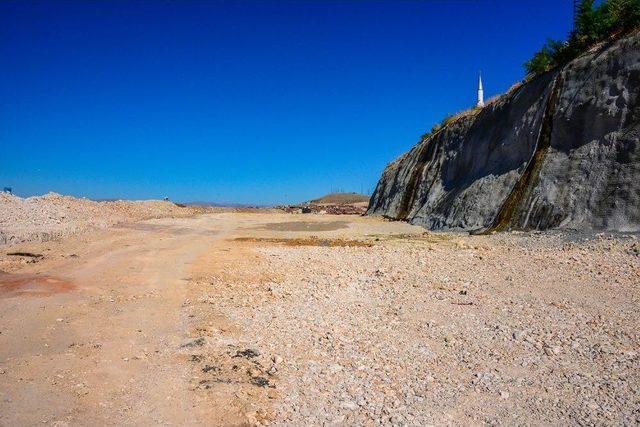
[[1, 213, 638, 425]]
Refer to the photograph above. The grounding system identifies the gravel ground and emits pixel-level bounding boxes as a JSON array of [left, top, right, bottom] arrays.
[[196, 231, 640, 425], [0, 192, 209, 246], [1, 206, 638, 425]]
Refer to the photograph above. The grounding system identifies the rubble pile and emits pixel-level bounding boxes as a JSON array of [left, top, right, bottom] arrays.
[[0, 192, 208, 246], [278, 203, 367, 215]]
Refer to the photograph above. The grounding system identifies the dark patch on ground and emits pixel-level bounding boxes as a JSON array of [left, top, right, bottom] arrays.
[[233, 236, 372, 247], [7, 252, 44, 258], [233, 348, 261, 359], [181, 337, 205, 348], [250, 376, 272, 388], [0, 273, 75, 298], [252, 220, 350, 232]]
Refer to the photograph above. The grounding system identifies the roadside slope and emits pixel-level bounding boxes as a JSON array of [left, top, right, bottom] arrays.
[[368, 32, 640, 232]]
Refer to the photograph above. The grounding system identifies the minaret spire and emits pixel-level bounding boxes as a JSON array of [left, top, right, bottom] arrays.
[[477, 72, 484, 108]]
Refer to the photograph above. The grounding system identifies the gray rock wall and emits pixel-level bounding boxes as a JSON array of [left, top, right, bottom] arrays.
[[509, 34, 640, 231], [367, 32, 640, 232]]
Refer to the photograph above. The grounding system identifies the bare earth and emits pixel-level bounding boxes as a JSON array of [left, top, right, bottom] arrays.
[[0, 211, 639, 426]]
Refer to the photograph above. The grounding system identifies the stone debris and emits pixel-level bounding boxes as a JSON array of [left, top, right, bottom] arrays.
[[201, 231, 639, 425], [1, 207, 637, 425], [0, 191, 209, 246], [181, 337, 206, 348], [278, 203, 367, 215]]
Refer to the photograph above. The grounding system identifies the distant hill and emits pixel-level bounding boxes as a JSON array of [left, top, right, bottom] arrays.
[[309, 192, 370, 205]]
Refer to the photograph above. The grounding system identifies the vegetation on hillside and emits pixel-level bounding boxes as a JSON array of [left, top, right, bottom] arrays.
[[419, 0, 638, 143], [525, 0, 640, 75], [421, 113, 456, 141]]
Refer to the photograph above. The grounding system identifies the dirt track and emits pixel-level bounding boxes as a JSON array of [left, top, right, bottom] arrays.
[[0, 212, 638, 425]]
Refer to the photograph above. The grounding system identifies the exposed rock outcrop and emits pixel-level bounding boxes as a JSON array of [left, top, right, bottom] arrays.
[[367, 31, 640, 232]]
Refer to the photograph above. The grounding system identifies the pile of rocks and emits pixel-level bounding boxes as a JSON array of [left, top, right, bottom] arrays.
[[0, 192, 207, 246]]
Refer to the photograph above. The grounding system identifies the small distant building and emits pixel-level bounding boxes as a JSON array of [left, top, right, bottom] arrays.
[[477, 73, 484, 107], [2, 187, 12, 194]]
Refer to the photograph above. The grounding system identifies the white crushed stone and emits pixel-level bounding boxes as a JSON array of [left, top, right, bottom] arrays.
[[202, 234, 639, 425], [0, 192, 202, 246]]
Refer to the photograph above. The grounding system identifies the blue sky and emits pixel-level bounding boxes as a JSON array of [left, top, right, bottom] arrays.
[[0, 0, 572, 205]]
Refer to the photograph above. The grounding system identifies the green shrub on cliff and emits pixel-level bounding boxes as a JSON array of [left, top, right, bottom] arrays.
[[525, 0, 640, 76], [524, 40, 557, 75], [604, 0, 640, 31]]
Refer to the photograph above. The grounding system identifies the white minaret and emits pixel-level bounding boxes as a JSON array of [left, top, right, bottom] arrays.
[[477, 72, 484, 107]]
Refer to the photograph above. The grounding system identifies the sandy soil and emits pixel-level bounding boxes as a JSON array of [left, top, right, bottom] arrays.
[[0, 212, 638, 426]]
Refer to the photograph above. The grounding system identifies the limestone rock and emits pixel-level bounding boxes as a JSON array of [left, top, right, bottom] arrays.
[[367, 32, 640, 232]]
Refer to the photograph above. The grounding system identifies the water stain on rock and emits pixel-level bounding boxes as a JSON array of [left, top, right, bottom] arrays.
[[0, 273, 75, 298]]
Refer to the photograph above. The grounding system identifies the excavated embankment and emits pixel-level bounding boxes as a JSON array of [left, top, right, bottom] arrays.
[[367, 32, 640, 232]]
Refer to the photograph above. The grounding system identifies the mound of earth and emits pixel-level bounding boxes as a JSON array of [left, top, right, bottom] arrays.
[[310, 192, 370, 205], [0, 192, 211, 246]]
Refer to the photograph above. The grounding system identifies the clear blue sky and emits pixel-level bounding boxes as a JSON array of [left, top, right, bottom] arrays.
[[0, 0, 572, 205]]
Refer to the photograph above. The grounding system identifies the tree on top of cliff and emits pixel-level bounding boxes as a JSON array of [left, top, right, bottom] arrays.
[[524, 0, 640, 76]]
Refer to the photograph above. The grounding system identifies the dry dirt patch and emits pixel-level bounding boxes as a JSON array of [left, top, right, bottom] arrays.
[[115, 222, 218, 236], [0, 273, 75, 298], [1, 211, 637, 425]]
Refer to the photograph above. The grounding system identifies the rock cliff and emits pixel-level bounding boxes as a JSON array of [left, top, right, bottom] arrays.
[[367, 31, 640, 232]]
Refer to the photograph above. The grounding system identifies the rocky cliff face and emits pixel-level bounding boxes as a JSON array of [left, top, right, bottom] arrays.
[[367, 32, 640, 232]]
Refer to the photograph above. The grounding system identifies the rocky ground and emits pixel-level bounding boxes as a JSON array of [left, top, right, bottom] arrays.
[[190, 229, 640, 425], [0, 204, 638, 425]]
